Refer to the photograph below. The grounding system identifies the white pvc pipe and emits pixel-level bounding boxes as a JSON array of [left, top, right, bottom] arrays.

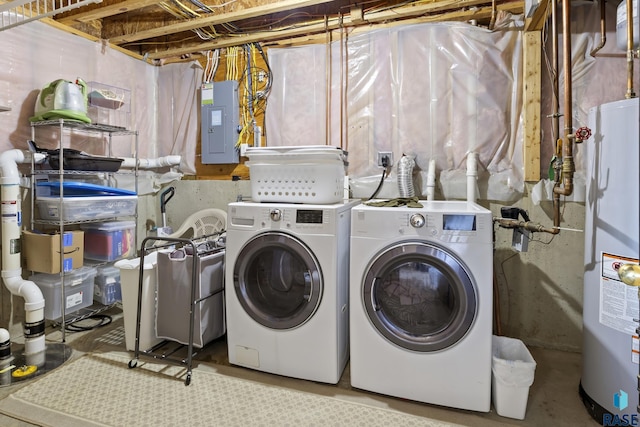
[[466, 152, 478, 203], [426, 159, 436, 201], [120, 155, 182, 169], [0, 149, 46, 356]]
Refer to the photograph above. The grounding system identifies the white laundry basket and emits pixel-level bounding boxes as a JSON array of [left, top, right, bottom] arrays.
[[491, 335, 537, 420], [115, 251, 163, 352], [246, 146, 347, 204]]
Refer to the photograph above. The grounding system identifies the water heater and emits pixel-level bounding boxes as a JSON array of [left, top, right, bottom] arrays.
[[580, 98, 640, 423]]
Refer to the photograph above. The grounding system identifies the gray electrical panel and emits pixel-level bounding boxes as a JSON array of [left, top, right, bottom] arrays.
[[201, 80, 240, 164]]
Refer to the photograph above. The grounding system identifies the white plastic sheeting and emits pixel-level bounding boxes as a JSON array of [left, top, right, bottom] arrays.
[[0, 16, 197, 187], [156, 61, 203, 175], [0, 16, 156, 160], [266, 16, 525, 202]]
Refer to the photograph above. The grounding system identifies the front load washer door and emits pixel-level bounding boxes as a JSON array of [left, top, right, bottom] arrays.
[[363, 241, 477, 352], [233, 231, 323, 330]]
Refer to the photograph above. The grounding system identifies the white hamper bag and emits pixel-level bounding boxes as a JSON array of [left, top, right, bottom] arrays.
[[492, 335, 537, 420], [155, 244, 225, 348]]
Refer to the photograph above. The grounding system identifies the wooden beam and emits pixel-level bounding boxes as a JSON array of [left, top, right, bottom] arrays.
[[43, 16, 148, 62], [525, 0, 550, 31], [522, 30, 541, 181], [110, 0, 523, 46], [108, 0, 338, 44], [57, 0, 162, 24], [144, 2, 524, 60]]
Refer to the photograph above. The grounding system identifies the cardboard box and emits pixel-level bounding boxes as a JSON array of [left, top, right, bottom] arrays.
[[23, 230, 84, 274]]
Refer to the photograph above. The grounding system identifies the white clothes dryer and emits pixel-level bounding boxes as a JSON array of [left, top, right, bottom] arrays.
[[225, 200, 358, 384], [349, 200, 493, 412]]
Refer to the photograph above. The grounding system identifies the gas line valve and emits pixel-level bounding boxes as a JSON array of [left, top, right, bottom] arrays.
[[575, 126, 592, 143]]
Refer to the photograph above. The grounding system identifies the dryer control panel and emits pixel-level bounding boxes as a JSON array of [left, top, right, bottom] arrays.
[[351, 200, 492, 245]]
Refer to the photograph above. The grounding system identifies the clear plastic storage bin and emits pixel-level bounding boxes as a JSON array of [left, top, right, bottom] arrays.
[[81, 221, 136, 262], [87, 81, 131, 129], [94, 264, 122, 305], [36, 195, 137, 222], [30, 266, 97, 320]]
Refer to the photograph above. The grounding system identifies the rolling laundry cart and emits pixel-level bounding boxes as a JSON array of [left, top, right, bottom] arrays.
[[127, 232, 225, 386]]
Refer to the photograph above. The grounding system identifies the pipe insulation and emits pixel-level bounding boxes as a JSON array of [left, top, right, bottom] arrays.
[[466, 152, 478, 203], [120, 155, 182, 169], [0, 149, 46, 357], [426, 159, 436, 201]]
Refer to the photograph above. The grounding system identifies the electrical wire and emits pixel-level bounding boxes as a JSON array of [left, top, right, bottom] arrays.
[[65, 314, 113, 332], [367, 170, 387, 200]]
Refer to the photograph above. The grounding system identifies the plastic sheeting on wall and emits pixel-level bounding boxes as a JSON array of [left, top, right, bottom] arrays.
[[156, 61, 203, 175], [0, 16, 199, 184], [266, 15, 525, 202], [0, 16, 157, 161]]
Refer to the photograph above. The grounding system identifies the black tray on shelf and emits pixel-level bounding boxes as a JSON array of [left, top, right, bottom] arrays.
[[28, 140, 124, 172], [47, 150, 124, 172]]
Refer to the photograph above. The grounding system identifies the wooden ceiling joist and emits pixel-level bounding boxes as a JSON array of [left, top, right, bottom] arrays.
[[143, 1, 523, 60]]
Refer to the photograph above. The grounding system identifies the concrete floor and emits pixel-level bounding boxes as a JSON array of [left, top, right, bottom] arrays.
[[0, 308, 600, 426]]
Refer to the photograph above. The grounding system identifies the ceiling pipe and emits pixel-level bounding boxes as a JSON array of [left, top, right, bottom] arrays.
[[0, 149, 47, 359], [625, 0, 637, 99], [590, 0, 607, 57]]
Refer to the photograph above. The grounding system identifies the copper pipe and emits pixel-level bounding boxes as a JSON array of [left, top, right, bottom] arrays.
[[626, 0, 636, 99], [590, 0, 607, 57], [550, 1, 563, 230], [552, 0, 560, 143], [553, 0, 575, 200], [493, 218, 560, 235]]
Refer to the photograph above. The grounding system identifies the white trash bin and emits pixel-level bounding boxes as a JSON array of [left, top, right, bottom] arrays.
[[491, 335, 537, 420], [115, 251, 163, 352]]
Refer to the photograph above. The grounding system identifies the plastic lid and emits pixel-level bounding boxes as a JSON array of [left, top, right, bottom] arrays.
[[80, 221, 136, 231]]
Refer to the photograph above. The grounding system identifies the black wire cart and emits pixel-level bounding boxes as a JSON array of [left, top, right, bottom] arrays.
[[127, 233, 225, 386]]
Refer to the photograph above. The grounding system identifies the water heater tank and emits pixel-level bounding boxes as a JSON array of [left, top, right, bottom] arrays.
[[580, 98, 640, 423]]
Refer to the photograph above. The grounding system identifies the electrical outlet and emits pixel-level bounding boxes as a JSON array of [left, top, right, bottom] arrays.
[[377, 151, 393, 168]]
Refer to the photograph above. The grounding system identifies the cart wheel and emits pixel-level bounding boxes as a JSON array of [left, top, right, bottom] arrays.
[[185, 373, 191, 386], [128, 360, 137, 369]]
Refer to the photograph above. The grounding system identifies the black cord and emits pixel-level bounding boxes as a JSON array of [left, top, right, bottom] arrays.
[[65, 314, 112, 332], [367, 170, 387, 201], [367, 155, 390, 200]]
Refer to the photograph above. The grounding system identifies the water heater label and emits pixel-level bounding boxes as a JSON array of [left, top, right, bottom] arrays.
[[599, 252, 640, 336]]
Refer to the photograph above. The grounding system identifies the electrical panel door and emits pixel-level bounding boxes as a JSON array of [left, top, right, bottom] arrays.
[[201, 80, 239, 164]]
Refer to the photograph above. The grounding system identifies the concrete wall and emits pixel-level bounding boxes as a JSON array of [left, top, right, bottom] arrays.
[[0, 177, 584, 353], [161, 180, 585, 353]]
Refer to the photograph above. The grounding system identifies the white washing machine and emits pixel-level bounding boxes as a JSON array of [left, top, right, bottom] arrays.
[[225, 200, 358, 384], [349, 200, 493, 411]]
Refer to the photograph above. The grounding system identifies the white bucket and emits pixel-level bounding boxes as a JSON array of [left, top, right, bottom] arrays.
[[491, 335, 537, 420], [115, 251, 163, 352]]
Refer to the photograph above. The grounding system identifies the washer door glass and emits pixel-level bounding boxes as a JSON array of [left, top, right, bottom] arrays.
[[363, 241, 477, 352], [233, 232, 323, 330]]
